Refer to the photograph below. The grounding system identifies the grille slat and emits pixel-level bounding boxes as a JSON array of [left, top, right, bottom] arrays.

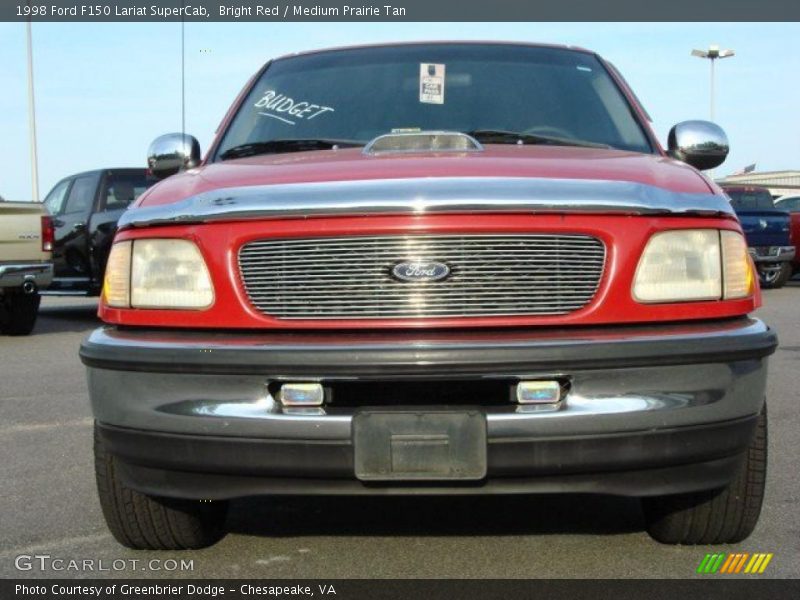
[[240, 260, 606, 269], [239, 234, 605, 320], [240, 247, 604, 256], [246, 290, 599, 297], [240, 250, 605, 259], [242, 274, 604, 282], [239, 237, 602, 249]]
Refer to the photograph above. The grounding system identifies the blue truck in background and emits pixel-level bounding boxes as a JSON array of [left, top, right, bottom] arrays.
[[721, 185, 795, 288]]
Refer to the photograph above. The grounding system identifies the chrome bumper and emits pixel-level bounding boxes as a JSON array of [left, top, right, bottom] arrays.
[[750, 245, 796, 263], [0, 262, 53, 290], [82, 318, 776, 497], [82, 318, 775, 441]]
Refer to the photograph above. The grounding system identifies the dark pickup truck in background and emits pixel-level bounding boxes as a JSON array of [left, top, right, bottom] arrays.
[[722, 185, 795, 288], [42, 168, 155, 295]]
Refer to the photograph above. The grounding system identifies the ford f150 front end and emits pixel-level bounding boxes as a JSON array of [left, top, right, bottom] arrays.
[[80, 42, 776, 550]]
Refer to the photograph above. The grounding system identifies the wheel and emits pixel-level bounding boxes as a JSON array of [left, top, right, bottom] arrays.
[[758, 263, 792, 289], [642, 405, 767, 544], [94, 423, 228, 550], [0, 290, 40, 335]]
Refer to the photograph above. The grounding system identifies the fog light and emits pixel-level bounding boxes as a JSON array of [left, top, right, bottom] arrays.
[[516, 381, 561, 404], [279, 383, 324, 406]]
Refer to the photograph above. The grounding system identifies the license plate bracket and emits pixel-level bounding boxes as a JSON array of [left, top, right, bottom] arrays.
[[353, 410, 487, 481]]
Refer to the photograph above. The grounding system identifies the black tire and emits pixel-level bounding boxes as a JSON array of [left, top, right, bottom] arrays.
[[642, 405, 767, 545], [0, 290, 40, 335], [758, 263, 792, 289], [94, 424, 228, 550]]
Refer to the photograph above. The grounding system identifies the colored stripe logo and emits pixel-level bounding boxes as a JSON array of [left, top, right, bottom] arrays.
[[697, 553, 773, 574]]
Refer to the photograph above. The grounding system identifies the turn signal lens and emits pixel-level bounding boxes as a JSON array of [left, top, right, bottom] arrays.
[[131, 239, 213, 309], [721, 230, 754, 299], [633, 230, 722, 302], [103, 241, 132, 308]]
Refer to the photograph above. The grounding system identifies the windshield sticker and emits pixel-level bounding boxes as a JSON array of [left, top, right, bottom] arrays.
[[420, 63, 445, 104], [254, 90, 335, 126]]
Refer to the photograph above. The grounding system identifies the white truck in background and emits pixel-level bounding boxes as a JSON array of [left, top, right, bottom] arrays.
[[0, 199, 53, 335]]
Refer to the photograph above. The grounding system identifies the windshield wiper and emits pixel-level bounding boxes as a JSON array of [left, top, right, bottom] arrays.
[[465, 129, 610, 149], [219, 138, 364, 160]]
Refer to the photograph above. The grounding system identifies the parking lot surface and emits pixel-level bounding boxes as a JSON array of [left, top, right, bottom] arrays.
[[2, 289, 799, 579]]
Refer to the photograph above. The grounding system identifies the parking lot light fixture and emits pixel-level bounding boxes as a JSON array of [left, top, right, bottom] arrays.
[[691, 45, 735, 122]]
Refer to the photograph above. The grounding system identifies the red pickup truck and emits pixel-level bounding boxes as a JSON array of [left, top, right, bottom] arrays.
[[775, 194, 800, 274], [80, 42, 776, 550]]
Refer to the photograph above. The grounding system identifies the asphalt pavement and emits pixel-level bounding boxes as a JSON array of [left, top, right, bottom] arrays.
[[1, 288, 798, 579]]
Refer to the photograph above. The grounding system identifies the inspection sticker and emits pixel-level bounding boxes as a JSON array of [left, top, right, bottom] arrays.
[[420, 63, 446, 104]]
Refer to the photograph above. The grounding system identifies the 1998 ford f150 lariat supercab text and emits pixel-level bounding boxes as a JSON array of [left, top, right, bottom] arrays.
[[79, 43, 777, 550]]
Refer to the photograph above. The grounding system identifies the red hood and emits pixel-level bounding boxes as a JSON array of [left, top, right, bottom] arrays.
[[136, 145, 715, 208]]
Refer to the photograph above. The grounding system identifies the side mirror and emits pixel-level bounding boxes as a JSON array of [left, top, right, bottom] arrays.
[[667, 120, 729, 171], [147, 133, 201, 180]]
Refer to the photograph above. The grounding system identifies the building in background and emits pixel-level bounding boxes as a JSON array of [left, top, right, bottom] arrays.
[[717, 170, 800, 198]]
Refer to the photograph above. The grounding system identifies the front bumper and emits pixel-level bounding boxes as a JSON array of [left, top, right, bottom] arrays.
[[749, 245, 796, 263], [0, 262, 53, 290], [81, 317, 777, 499]]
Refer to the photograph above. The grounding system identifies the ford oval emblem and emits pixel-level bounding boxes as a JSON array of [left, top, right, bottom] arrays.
[[391, 261, 451, 282]]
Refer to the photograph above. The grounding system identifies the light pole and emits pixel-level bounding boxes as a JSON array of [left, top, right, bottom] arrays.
[[26, 20, 40, 202], [691, 45, 735, 122]]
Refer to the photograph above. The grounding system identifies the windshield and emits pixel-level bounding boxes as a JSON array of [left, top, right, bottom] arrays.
[[214, 44, 653, 160], [725, 189, 776, 210]]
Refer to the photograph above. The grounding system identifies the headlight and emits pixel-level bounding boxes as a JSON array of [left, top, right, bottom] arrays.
[[103, 239, 213, 309], [633, 229, 753, 303]]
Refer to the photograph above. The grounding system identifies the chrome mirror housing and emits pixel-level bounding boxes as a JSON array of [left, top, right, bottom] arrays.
[[667, 120, 729, 171], [147, 133, 201, 180]]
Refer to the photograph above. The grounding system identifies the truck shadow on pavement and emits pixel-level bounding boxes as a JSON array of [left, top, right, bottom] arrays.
[[227, 494, 645, 538], [34, 302, 99, 335]]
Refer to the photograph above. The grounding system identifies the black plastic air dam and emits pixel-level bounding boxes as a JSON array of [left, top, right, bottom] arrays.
[[98, 415, 757, 498]]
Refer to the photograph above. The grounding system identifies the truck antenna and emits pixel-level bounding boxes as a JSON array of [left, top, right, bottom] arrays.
[[181, 16, 185, 139]]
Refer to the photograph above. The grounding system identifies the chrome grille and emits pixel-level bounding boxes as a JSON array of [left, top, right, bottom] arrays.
[[238, 234, 606, 319]]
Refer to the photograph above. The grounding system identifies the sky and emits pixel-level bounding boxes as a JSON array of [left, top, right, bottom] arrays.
[[1, 21, 798, 200]]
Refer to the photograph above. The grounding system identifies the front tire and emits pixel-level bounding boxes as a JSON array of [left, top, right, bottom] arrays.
[[94, 424, 228, 550], [758, 263, 792, 289], [642, 405, 767, 545], [0, 290, 40, 335]]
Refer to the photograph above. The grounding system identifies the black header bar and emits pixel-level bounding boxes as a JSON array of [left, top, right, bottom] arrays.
[[4, 0, 800, 22], [5, 579, 800, 600]]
